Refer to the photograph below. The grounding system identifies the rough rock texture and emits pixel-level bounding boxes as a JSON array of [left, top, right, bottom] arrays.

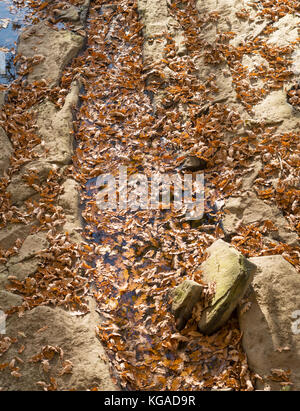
[[53, 5, 80, 22], [223, 192, 299, 246], [198, 240, 256, 335], [137, 0, 186, 109], [0, 223, 34, 250], [58, 178, 83, 243], [17, 22, 84, 86], [4, 233, 49, 282], [0, 290, 23, 312], [171, 280, 203, 331], [0, 296, 118, 391], [239, 255, 300, 390], [34, 81, 81, 165], [7, 161, 59, 205], [0, 127, 13, 175]]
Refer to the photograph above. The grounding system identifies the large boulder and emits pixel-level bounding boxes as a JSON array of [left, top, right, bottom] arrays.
[[17, 22, 84, 86], [0, 297, 118, 391], [198, 239, 256, 335], [238, 255, 300, 390], [223, 192, 298, 246]]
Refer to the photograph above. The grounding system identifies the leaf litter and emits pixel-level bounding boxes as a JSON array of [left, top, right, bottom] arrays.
[[0, 0, 299, 391]]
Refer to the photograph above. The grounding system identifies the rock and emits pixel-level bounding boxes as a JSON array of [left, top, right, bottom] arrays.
[[0, 91, 5, 107], [8, 233, 48, 265], [58, 179, 83, 242], [238, 255, 300, 390], [171, 280, 203, 331], [7, 259, 40, 282], [0, 223, 34, 249], [5, 233, 48, 282], [179, 156, 208, 172], [0, 127, 13, 175], [34, 81, 81, 165], [241, 159, 263, 191], [0, 299, 119, 391], [223, 192, 299, 246], [0, 271, 9, 289], [59, 179, 80, 217], [0, 290, 23, 312], [7, 161, 58, 204], [18, 22, 84, 86], [198, 239, 256, 335], [53, 6, 80, 22], [267, 14, 300, 47]]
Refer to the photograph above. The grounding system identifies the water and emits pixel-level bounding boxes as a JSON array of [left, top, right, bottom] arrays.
[[0, 0, 29, 84]]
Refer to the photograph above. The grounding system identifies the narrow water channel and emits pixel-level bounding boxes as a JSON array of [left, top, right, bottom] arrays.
[[68, 0, 245, 391]]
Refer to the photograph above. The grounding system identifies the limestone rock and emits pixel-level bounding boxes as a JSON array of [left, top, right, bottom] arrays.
[[53, 6, 80, 22], [239, 255, 300, 390], [0, 271, 9, 289], [0, 223, 34, 249], [18, 22, 84, 86], [34, 81, 81, 165], [0, 299, 118, 391], [7, 161, 58, 204], [7, 259, 40, 282], [0, 127, 13, 175], [171, 280, 203, 331], [267, 14, 300, 47], [0, 290, 23, 312], [5, 233, 48, 282], [223, 192, 298, 246], [8, 233, 48, 265], [198, 239, 256, 335], [58, 179, 80, 217]]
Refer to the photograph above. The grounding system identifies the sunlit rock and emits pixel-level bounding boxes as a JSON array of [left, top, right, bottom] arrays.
[[198, 239, 256, 335], [171, 279, 203, 331]]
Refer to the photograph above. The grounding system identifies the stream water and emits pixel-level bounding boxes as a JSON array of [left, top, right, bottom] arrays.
[[0, 0, 29, 84], [69, 1, 231, 391]]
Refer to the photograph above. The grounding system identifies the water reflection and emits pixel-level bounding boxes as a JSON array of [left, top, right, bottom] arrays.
[[0, 0, 29, 84]]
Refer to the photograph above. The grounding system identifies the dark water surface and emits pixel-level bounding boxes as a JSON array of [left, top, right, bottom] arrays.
[[0, 0, 29, 84]]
